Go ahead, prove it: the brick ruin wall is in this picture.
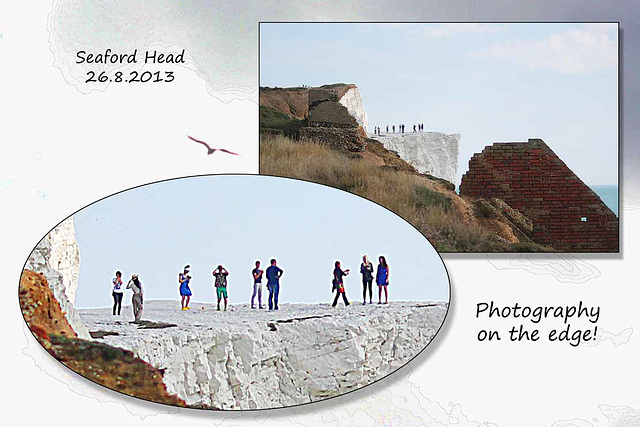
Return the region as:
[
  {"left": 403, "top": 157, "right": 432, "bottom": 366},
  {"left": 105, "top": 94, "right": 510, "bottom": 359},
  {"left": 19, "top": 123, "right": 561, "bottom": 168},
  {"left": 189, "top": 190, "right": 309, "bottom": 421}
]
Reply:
[{"left": 459, "top": 139, "right": 618, "bottom": 252}]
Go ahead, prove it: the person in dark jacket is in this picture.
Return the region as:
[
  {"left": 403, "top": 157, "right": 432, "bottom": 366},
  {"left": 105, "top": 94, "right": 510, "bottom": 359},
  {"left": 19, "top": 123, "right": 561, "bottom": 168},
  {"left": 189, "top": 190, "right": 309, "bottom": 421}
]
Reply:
[
  {"left": 332, "top": 261, "right": 351, "bottom": 307},
  {"left": 360, "top": 255, "right": 374, "bottom": 304},
  {"left": 266, "top": 259, "right": 283, "bottom": 310}
]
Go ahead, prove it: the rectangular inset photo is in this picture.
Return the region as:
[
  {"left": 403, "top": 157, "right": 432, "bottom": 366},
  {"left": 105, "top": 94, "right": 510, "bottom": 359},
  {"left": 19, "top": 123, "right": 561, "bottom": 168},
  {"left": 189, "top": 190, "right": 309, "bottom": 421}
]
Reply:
[{"left": 258, "top": 22, "right": 619, "bottom": 253}]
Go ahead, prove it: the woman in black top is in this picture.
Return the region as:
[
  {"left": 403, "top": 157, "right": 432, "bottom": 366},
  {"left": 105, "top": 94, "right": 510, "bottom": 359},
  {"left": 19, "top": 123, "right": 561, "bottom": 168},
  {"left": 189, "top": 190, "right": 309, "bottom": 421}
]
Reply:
[
  {"left": 332, "top": 261, "right": 350, "bottom": 307},
  {"left": 360, "top": 255, "right": 374, "bottom": 305}
]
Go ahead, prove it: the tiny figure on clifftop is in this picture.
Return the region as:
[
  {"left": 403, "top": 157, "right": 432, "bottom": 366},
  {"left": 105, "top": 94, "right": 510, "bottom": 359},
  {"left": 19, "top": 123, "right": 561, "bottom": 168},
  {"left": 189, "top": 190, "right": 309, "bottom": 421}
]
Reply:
[
  {"left": 360, "top": 255, "right": 374, "bottom": 305},
  {"left": 413, "top": 124, "right": 417, "bottom": 133},
  {"left": 393, "top": 125, "right": 396, "bottom": 133},
  {"left": 251, "top": 260, "right": 264, "bottom": 309},
  {"left": 376, "top": 256, "right": 389, "bottom": 304},
  {"left": 213, "top": 265, "right": 229, "bottom": 311},
  {"left": 386, "top": 125, "right": 389, "bottom": 133},
  {"left": 331, "top": 261, "right": 351, "bottom": 307},
  {"left": 179, "top": 265, "right": 192, "bottom": 311},
  {"left": 126, "top": 274, "right": 144, "bottom": 322},
  {"left": 112, "top": 270, "right": 123, "bottom": 316},
  {"left": 266, "top": 259, "right": 283, "bottom": 311}
]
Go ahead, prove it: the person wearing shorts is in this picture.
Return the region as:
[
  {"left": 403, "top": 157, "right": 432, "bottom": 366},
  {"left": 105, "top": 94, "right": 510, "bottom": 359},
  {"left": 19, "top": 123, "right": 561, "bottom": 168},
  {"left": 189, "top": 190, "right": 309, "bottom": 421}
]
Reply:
[{"left": 213, "top": 265, "right": 229, "bottom": 311}]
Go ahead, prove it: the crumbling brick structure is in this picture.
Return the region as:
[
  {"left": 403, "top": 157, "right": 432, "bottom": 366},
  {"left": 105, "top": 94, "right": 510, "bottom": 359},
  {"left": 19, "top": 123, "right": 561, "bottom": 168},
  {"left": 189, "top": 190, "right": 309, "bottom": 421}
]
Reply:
[
  {"left": 299, "top": 88, "right": 366, "bottom": 152},
  {"left": 459, "top": 139, "right": 618, "bottom": 252}
]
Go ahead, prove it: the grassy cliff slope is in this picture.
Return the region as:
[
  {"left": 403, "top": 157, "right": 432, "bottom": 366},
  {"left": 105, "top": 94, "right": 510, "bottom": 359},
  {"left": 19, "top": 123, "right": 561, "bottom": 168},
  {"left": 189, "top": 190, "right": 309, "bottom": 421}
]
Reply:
[{"left": 260, "top": 135, "right": 551, "bottom": 253}]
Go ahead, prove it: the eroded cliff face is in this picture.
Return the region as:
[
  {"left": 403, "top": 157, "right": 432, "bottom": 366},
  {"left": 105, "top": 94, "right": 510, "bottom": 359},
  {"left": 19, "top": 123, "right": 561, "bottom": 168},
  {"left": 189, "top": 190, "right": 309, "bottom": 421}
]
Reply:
[
  {"left": 375, "top": 132, "right": 460, "bottom": 184},
  {"left": 338, "top": 87, "right": 369, "bottom": 132},
  {"left": 80, "top": 300, "right": 447, "bottom": 410},
  {"left": 25, "top": 217, "right": 90, "bottom": 339}
]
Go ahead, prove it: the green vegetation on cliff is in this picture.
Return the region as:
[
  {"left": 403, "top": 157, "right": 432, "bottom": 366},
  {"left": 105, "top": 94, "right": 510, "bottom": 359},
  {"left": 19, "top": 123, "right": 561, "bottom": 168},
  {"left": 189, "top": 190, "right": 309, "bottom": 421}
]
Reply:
[{"left": 260, "top": 105, "right": 306, "bottom": 136}]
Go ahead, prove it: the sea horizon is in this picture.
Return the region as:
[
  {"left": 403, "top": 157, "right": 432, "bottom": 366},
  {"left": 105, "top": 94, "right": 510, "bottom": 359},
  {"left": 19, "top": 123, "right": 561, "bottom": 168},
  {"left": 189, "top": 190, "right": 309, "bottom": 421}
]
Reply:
[{"left": 590, "top": 184, "right": 618, "bottom": 217}]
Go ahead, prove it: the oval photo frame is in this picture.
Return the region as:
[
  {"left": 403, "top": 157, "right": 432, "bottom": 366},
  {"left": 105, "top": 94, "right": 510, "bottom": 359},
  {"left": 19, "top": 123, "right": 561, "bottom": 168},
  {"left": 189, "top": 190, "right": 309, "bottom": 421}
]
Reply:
[{"left": 19, "top": 174, "right": 451, "bottom": 410}]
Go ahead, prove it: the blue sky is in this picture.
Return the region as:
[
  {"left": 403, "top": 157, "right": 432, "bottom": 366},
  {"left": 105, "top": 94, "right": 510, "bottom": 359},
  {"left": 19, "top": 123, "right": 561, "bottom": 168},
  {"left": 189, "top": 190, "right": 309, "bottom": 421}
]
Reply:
[
  {"left": 260, "top": 23, "right": 618, "bottom": 187},
  {"left": 73, "top": 175, "right": 449, "bottom": 308}
]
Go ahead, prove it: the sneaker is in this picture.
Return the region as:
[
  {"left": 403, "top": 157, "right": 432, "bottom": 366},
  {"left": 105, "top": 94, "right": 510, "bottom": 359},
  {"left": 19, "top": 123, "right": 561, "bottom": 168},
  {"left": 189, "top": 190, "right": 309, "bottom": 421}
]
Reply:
[
  {"left": 181, "top": 307, "right": 188, "bottom": 311},
  {"left": 259, "top": 305, "right": 264, "bottom": 309},
  {"left": 362, "top": 302, "right": 366, "bottom": 305},
  {"left": 217, "top": 306, "right": 221, "bottom": 311},
  {"left": 186, "top": 306, "right": 191, "bottom": 310},
  {"left": 251, "top": 306, "right": 256, "bottom": 309}
]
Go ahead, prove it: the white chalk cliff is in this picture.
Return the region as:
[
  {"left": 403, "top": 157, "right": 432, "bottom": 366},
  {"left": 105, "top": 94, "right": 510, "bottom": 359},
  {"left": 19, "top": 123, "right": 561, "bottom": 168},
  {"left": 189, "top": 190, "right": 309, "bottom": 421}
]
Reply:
[
  {"left": 26, "top": 217, "right": 90, "bottom": 339},
  {"left": 80, "top": 300, "right": 447, "bottom": 409},
  {"left": 375, "top": 132, "right": 460, "bottom": 184},
  {"left": 338, "top": 87, "right": 369, "bottom": 132}
]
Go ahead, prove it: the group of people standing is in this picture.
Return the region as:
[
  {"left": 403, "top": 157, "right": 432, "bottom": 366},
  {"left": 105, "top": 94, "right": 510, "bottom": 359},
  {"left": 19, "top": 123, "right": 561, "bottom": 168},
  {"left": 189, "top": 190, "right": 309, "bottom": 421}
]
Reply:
[
  {"left": 331, "top": 255, "right": 390, "bottom": 307},
  {"left": 111, "top": 271, "right": 144, "bottom": 321},
  {"left": 177, "top": 260, "right": 283, "bottom": 312},
  {"left": 178, "top": 264, "right": 232, "bottom": 311},
  {"left": 110, "top": 255, "right": 389, "bottom": 321},
  {"left": 372, "top": 124, "right": 425, "bottom": 135}
]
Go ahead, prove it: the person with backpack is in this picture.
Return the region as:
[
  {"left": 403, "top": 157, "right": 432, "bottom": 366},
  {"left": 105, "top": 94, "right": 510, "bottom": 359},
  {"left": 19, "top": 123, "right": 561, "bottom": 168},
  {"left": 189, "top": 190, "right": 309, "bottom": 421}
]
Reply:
[
  {"left": 112, "top": 270, "right": 124, "bottom": 316},
  {"left": 126, "top": 274, "right": 144, "bottom": 322},
  {"left": 266, "top": 259, "right": 283, "bottom": 311},
  {"left": 360, "top": 255, "right": 374, "bottom": 305},
  {"left": 331, "top": 261, "right": 351, "bottom": 307},
  {"left": 213, "top": 265, "right": 229, "bottom": 311},
  {"left": 179, "top": 265, "right": 192, "bottom": 311},
  {"left": 376, "top": 256, "right": 390, "bottom": 304}
]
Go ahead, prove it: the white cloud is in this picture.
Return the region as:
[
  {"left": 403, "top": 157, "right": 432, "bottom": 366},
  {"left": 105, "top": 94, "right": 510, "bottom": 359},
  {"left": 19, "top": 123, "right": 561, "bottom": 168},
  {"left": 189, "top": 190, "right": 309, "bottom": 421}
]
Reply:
[{"left": 470, "top": 24, "right": 617, "bottom": 74}]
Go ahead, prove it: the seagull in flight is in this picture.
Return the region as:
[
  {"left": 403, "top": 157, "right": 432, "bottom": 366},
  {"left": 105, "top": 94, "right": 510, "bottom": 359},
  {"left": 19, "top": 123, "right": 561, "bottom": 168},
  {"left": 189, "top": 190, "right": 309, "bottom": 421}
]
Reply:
[{"left": 187, "top": 135, "right": 240, "bottom": 156}]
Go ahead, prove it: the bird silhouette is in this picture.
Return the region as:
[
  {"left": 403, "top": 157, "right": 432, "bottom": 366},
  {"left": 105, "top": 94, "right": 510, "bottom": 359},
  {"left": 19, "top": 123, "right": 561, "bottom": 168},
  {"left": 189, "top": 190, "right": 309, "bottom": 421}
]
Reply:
[{"left": 187, "top": 135, "right": 240, "bottom": 156}]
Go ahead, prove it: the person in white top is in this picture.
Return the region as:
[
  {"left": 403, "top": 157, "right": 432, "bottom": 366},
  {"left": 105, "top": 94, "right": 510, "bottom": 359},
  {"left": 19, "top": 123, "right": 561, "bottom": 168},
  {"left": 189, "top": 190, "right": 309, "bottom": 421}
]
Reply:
[{"left": 112, "top": 270, "right": 124, "bottom": 315}]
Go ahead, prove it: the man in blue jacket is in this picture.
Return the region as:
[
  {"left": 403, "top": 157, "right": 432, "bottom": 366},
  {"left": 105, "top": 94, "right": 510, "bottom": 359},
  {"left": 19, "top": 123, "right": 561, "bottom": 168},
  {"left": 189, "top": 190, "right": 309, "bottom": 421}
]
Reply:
[{"left": 265, "top": 258, "right": 283, "bottom": 311}]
